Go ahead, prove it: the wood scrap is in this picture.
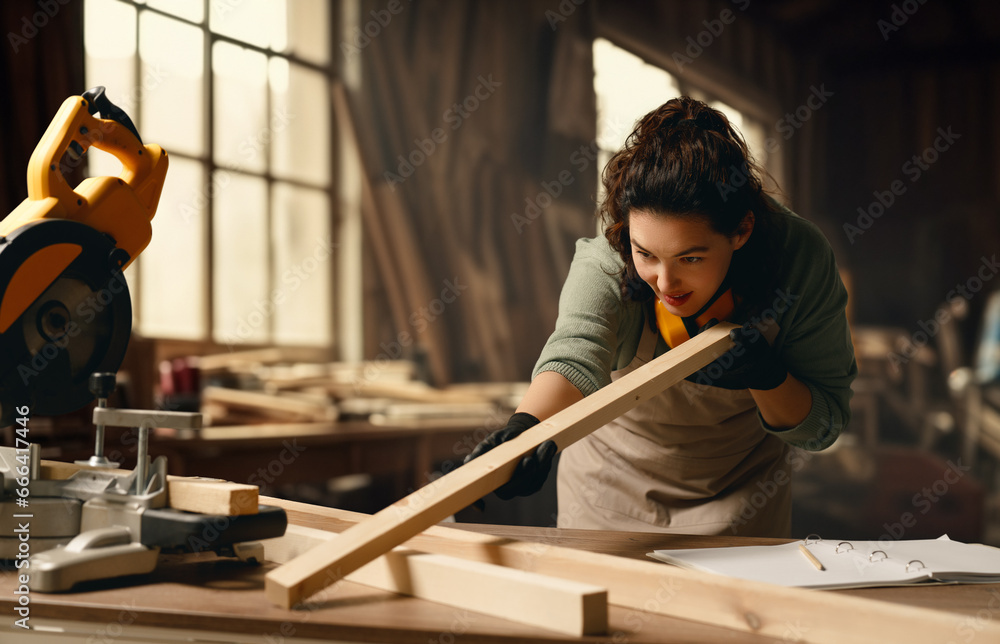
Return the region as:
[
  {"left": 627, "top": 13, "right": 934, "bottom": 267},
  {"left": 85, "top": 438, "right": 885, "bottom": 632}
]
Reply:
[
  {"left": 266, "top": 497, "right": 1000, "bottom": 644},
  {"left": 263, "top": 524, "right": 607, "bottom": 636},
  {"left": 166, "top": 477, "right": 259, "bottom": 516},
  {"left": 264, "top": 322, "right": 736, "bottom": 608}
]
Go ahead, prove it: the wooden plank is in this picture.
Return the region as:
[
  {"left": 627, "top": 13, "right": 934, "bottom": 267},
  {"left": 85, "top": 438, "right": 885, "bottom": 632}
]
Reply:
[
  {"left": 167, "top": 477, "right": 259, "bottom": 516},
  {"left": 264, "top": 322, "right": 737, "bottom": 608},
  {"left": 39, "top": 460, "right": 258, "bottom": 516},
  {"left": 331, "top": 83, "right": 413, "bottom": 363},
  {"left": 324, "top": 380, "right": 490, "bottom": 404},
  {"left": 201, "top": 386, "right": 339, "bottom": 422},
  {"left": 262, "top": 524, "right": 607, "bottom": 636},
  {"left": 196, "top": 346, "right": 334, "bottom": 372},
  {"left": 267, "top": 497, "right": 1000, "bottom": 644}
]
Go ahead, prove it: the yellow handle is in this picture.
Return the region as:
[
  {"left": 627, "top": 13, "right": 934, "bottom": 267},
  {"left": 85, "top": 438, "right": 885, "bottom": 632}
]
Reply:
[{"left": 26, "top": 94, "right": 159, "bottom": 212}]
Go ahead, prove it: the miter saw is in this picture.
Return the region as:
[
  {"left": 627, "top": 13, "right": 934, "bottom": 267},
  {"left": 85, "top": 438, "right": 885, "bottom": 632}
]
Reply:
[
  {"left": 0, "top": 86, "right": 157, "bottom": 426},
  {"left": 0, "top": 88, "right": 286, "bottom": 591}
]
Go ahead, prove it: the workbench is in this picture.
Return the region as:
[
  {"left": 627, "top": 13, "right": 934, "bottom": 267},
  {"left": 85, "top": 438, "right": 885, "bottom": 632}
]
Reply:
[
  {"left": 68, "top": 420, "right": 487, "bottom": 501},
  {"left": 2, "top": 496, "right": 999, "bottom": 643}
]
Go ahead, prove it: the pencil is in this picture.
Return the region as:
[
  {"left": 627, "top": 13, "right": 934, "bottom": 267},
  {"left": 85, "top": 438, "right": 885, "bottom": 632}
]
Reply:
[{"left": 799, "top": 543, "right": 825, "bottom": 571}]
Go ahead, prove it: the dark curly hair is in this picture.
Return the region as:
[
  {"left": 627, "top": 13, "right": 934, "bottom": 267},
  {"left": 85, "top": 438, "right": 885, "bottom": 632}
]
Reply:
[{"left": 601, "top": 96, "right": 782, "bottom": 326}]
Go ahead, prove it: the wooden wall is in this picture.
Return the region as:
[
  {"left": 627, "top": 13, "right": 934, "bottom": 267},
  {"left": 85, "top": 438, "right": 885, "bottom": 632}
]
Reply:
[{"left": 354, "top": 0, "right": 598, "bottom": 384}]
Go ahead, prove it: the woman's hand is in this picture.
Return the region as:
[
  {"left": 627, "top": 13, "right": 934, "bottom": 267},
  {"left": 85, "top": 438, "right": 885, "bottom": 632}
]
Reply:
[
  {"left": 687, "top": 321, "right": 788, "bottom": 390},
  {"left": 688, "top": 321, "right": 811, "bottom": 428},
  {"left": 463, "top": 412, "right": 556, "bottom": 500}
]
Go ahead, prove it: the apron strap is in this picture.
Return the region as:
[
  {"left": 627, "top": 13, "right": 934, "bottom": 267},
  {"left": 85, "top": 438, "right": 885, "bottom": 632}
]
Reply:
[{"left": 636, "top": 315, "right": 660, "bottom": 363}]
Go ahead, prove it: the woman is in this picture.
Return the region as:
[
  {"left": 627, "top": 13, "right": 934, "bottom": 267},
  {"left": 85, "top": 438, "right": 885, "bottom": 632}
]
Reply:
[{"left": 467, "top": 96, "right": 856, "bottom": 538}]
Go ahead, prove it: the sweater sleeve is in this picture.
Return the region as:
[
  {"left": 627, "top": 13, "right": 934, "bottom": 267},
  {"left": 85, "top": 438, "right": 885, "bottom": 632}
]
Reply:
[
  {"left": 763, "top": 215, "right": 858, "bottom": 450},
  {"left": 532, "top": 237, "right": 642, "bottom": 396}
]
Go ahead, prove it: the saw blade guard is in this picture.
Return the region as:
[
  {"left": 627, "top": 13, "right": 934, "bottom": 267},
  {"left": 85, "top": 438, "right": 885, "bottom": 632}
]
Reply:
[{"left": 0, "top": 220, "right": 132, "bottom": 425}]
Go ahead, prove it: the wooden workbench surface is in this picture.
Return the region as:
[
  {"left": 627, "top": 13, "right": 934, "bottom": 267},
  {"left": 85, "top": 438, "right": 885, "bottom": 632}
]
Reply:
[
  {"left": 0, "top": 542, "right": 771, "bottom": 643},
  {"left": 2, "top": 503, "right": 998, "bottom": 643}
]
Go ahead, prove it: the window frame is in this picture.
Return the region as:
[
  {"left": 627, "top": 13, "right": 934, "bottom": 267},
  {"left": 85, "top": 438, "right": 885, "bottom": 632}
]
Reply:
[{"left": 83, "top": 0, "right": 339, "bottom": 352}]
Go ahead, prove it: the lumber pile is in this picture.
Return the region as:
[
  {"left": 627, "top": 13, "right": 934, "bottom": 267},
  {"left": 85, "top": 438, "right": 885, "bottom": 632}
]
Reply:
[{"left": 194, "top": 348, "right": 527, "bottom": 429}]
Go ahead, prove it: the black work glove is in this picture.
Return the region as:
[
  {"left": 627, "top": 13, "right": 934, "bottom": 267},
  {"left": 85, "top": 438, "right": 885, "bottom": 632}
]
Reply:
[
  {"left": 463, "top": 412, "right": 556, "bottom": 501},
  {"left": 685, "top": 320, "right": 788, "bottom": 390}
]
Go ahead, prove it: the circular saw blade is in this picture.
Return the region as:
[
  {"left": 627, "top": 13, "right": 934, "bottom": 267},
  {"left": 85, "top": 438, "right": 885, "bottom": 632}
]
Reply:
[
  {"left": 20, "top": 272, "right": 131, "bottom": 413},
  {"left": 0, "top": 220, "right": 132, "bottom": 423}
]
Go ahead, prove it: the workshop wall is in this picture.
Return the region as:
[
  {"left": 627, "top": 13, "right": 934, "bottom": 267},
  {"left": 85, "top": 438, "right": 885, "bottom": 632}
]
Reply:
[
  {"left": 0, "top": 1, "right": 84, "bottom": 215},
  {"left": 350, "top": 0, "right": 1000, "bottom": 383},
  {"left": 351, "top": 0, "right": 599, "bottom": 385},
  {"left": 811, "top": 5, "right": 1000, "bottom": 341},
  {"left": 351, "top": 0, "right": 819, "bottom": 385}
]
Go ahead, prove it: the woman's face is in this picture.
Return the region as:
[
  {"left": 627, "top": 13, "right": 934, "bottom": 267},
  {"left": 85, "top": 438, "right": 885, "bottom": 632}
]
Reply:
[{"left": 629, "top": 210, "right": 752, "bottom": 317}]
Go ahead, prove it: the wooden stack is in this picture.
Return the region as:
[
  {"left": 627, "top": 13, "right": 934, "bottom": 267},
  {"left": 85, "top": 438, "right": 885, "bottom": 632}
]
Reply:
[{"left": 196, "top": 348, "right": 527, "bottom": 429}]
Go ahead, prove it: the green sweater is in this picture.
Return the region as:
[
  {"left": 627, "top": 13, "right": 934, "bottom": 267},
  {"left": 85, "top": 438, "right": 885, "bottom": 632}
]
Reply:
[{"left": 533, "top": 207, "right": 857, "bottom": 450}]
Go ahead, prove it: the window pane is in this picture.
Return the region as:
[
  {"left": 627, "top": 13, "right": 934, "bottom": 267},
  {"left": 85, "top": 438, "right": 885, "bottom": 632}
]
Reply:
[
  {"left": 271, "top": 62, "right": 330, "bottom": 186},
  {"left": 147, "top": 0, "right": 204, "bottom": 23},
  {"left": 85, "top": 0, "right": 137, "bottom": 179},
  {"left": 593, "top": 38, "right": 680, "bottom": 153},
  {"left": 85, "top": 0, "right": 136, "bottom": 59},
  {"left": 282, "top": 0, "right": 330, "bottom": 64},
  {"left": 213, "top": 42, "right": 268, "bottom": 173},
  {"left": 139, "top": 12, "right": 204, "bottom": 156},
  {"left": 213, "top": 172, "right": 269, "bottom": 345},
  {"left": 138, "top": 157, "right": 206, "bottom": 339},
  {"left": 271, "top": 184, "right": 332, "bottom": 345},
  {"left": 210, "top": 0, "right": 284, "bottom": 49}
]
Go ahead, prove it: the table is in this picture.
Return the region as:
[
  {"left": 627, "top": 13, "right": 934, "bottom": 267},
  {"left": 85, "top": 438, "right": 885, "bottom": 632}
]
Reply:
[
  {"left": 2, "top": 499, "right": 999, "bottom": 643},
  {"left": 91, "top": 420, "right": 488, "bottom": 500}
]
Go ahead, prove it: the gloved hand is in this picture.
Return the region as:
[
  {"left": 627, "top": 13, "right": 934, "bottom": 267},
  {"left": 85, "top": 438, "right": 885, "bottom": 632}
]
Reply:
[
  {"left": 685, "top": 320, "right": 788, "bottom": 390},
  {"left": 463, "top": 412, "right": 556, "bottom": 501}
]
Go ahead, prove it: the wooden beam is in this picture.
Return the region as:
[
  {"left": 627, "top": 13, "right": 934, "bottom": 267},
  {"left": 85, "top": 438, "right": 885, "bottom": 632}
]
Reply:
[
  {"left": 263, "top": 524, "right": 607, "bottom": 636},
  {"left": 40, "top": 460, "right": 259, "bottom": 516},
  {"left": 264, "top": 322, "right": 737, "bottom": 608},
  {"left": 201, "top": 386, "right": 339, "bottom": 422},
  {"left": 266, "top": 498, "right": 1000, "bottom": 644},
  {"left": 166, "top": 478, "right": 258, "bottom": 516}
]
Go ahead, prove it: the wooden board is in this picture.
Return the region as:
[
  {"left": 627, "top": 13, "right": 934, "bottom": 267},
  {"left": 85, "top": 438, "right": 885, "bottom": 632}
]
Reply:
[
  {"left": 201, "top": 386, "right": 339, "bottom": 422},
  {"left": 267, "top": 497, "right": 1000, "bottom": 644},
  {"left": 264, "top": 322, "right": 736, "bottom": 607},
  {"left": 166, "top": 477, "right": 259, "bottom": 516},
  {"left": 39, "top": 460, "right": 259, "bottom": 516},
  {"left": 263, "top": 524, "right": 607, "bottom": 636}
]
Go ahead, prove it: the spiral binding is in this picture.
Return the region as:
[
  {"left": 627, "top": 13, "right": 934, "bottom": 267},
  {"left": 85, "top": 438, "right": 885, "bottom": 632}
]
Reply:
[{"left": 804, "top": 536, "right": 928, "bottom": 573}]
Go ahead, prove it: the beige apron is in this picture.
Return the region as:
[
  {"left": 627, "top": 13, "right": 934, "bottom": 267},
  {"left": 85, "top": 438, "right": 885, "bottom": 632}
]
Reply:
[{"left": 556, "top": 322, "right": 792, "bottom": 537}]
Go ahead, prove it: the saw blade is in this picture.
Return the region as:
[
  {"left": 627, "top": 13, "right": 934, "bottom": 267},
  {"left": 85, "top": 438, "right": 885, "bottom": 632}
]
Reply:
[
  {"left": 0, "top": 220, "right": 132, "bottom": 424},
  {"left": 19, "top": 272, "right": 130, "bottom": 412}
]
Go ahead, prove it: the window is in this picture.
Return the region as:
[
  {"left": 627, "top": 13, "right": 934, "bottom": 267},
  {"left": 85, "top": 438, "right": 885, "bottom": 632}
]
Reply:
[
  {"left": 592, "top": 38, "right": 784, "bottom": 209},
  {"left": 83, "top": 0, "right": 334, "bottom": 347}
]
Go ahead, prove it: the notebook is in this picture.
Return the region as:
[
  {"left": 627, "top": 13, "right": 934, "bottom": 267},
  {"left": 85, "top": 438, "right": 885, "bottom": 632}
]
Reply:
[{"left": 647, "top": 535, "right": 1000, "bottom": 590}]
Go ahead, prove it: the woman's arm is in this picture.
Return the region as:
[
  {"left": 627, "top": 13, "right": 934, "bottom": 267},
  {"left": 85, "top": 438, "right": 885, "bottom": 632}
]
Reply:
[
  {"left": 516, "top": 370, "right": 584, "bottom": 421},
  {"left": 750, "top": 373, "right": 813, "bottom": 429}
]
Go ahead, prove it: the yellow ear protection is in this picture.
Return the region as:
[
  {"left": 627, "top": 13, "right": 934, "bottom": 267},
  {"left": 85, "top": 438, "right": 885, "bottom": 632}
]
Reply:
[{"left": 655, "top": 280, "right": 736, "bottom": 349}]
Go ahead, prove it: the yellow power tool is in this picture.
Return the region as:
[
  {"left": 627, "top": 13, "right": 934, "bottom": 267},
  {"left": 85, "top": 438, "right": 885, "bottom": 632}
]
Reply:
[{"left": 0, "top": 87, "right": 168, "bottom": 425}]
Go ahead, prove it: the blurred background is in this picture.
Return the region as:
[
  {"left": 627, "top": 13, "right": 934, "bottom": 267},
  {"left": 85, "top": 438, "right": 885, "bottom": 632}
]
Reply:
[{"left": 1, "top": 0, "right": 999, "bottom": 545}]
